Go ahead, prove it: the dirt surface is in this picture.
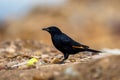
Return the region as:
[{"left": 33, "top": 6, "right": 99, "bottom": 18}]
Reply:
[
  {"left": 0, "top": 39, "right": 119, "bottom": 80},
  {"left": 0, "top": 0, "right": 120, "bottom": 80}
]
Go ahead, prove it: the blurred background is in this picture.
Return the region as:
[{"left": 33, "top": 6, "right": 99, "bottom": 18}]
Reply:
[{"left": 0, "top": 0, "right": 120, "bottom": 49}]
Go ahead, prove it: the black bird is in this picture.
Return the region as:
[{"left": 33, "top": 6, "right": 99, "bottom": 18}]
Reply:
[{"left": 42, "top": 26, "right": 101, "bottom": 63}]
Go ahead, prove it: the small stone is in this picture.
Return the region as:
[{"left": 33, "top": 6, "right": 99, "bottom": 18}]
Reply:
[
  {"left": 56, "top": 54, "right": 63, "bottom": 59},
  {"left": 51, "top": 58, "right": 61, "bottom": 64},
  {"left": 6, "top": 48, "right": 16, "bottom": 53},
  {"left": 41, "top": 55, "right": 49, "bottom": 59},
  {"left": 69, "top": 58, "right": 76, "bottom": 62},
  {"left": 4, "top": 53, "right": 17, "bottom": 58},
  {"left": 18, "top": 65, "right": 29, "bottom": 69},
  {"left": 43, "top": 59, "right": 49, "bottom": 63},
  {"left": 34, "top": 51, "right": 42, "bottom": 56}
]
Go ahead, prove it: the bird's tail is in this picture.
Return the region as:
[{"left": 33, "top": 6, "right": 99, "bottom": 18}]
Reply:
[{"left": 86, "top": 48, "right": 102, "bottom": 55}]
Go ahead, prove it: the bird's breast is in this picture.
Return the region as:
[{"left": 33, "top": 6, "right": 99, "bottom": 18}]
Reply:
[{"left": 51, "top": 35, "right": 62, "bottom": 48}]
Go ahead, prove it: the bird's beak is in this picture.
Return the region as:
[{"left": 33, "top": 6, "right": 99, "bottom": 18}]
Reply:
[{"left": 42, "top": 28, "right": 49, "bottom": 31}]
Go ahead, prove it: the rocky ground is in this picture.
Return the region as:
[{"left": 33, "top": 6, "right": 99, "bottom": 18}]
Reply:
[
  {"left": 0, "top": 0, "right": 120, "bottom": 80},
  {"left": 0, "top": 39, "right": 120, "bottom": 80}
]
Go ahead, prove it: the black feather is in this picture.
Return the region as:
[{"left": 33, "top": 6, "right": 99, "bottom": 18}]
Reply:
[{"left": 42, "top": 26, "right": 101, "bottom": 63}]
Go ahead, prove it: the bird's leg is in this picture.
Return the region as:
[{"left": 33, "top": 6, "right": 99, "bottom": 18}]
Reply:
[
  {"left": 59, "top": 53, "right": 69, "bottom": 64},
  {"left": 63, "top": 53, "right": 69, "bottom": 61}
]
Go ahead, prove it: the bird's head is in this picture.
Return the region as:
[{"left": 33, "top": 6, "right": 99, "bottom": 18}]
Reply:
[{"left": 42, "top": 26, "right": 62, "bottom": 35}]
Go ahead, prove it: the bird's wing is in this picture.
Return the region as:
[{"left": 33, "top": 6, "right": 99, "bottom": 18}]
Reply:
[
  {"left": 60, "top": 33, "right": 89, "bottom": 49},
  {"left": 71, "top": 40, "right": 89, "bottom": 49},
  {"left": 72, "top": 44, "right": 89, "bottom": 49}
]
